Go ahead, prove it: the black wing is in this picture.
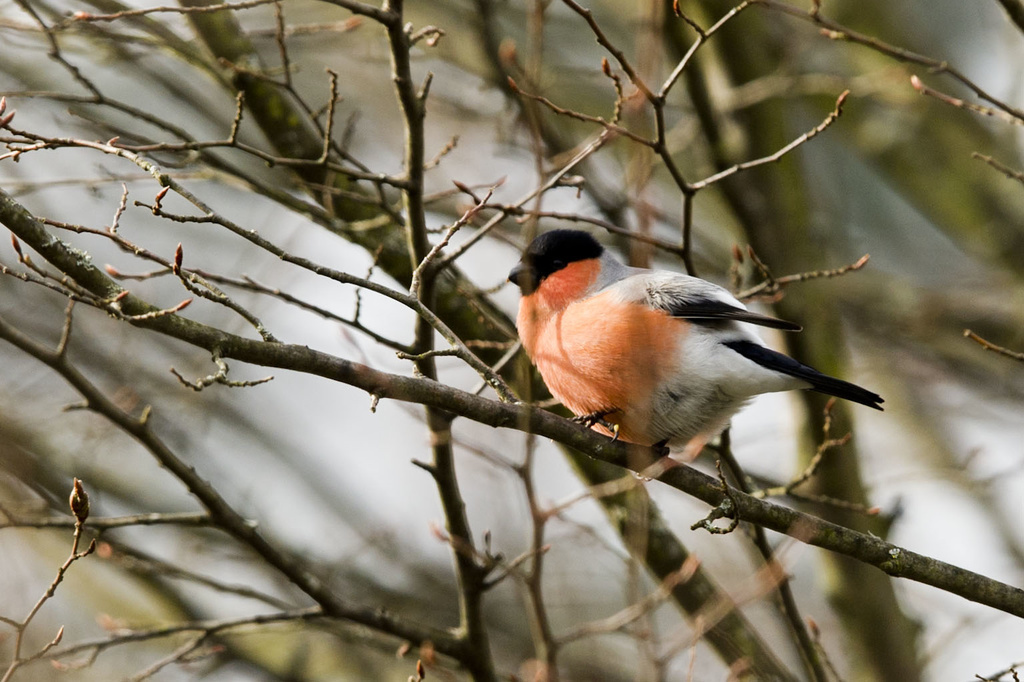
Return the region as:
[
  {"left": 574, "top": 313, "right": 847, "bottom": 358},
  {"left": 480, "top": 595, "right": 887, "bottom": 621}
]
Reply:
[
  {"left": 660, "top": 298, "right": 802, "bottom": 332},
  {"left": 724, "top": 340, "right": 884, "bottom": 410}
]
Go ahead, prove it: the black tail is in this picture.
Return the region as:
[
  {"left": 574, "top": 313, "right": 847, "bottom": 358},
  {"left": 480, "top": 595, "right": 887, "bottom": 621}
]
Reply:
[{"left": 723, "top": 340, "right": 884, "bottom": 410}]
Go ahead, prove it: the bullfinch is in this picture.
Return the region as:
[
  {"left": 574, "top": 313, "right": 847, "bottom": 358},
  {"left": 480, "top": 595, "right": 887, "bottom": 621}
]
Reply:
[{"left": 508, "top": 229, "right": 882, "bottom": 458}]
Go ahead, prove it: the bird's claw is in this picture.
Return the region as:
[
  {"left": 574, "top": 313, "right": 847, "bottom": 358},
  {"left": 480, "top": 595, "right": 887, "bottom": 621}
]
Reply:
[
  {"left": 572, "top": 409, "right": 611, "bottom": 427},
  {"left": 573, "top": 409, "right": 620, "bottom": 442}
]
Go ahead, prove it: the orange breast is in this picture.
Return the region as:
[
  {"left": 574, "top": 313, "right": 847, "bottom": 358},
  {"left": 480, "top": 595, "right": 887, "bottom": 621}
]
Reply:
[{"left": 519, "top": 288, "right": 684, "bottom": 445}]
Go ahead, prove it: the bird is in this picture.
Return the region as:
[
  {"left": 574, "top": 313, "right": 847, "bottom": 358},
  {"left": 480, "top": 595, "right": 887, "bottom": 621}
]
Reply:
[{"left": 507, "top": 229, "right": 882, "bottom": 459}]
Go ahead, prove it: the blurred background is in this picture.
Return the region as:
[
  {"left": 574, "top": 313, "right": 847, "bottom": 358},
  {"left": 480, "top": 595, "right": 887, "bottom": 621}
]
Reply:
[{"left": 1, "top": 0, "right": 1023, "bottom": 679}]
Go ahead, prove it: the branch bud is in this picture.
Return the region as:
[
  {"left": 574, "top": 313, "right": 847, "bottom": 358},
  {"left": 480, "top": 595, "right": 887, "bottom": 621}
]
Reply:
[
  {"left": 153, "top": 186, "right": 170, "bottom": 213},
  {"left": 69, "top": 478, "right": 90, "bottom": 523},
  {"left": 731, "top": 243, "right": 743, "bottom": 264},
  {"left": 0, "top": 96, "right": 13, "bottom": 127}
]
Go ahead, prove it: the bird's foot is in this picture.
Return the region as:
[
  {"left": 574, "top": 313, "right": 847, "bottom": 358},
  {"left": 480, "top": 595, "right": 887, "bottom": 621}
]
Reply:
[
  {"left": 572, "top": 409, "right": 613, "bottom": 427},
  {"left": 672, "top": 436, "right": 708, "bottom": 463},
  {"left": 572, "top": 409, "right": 620, "bottom": 442}
]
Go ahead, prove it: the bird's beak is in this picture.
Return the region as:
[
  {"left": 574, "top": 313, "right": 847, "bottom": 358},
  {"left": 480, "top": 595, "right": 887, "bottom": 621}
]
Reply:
[
  {"left": 508, "top": 261, "right": 538, "bottom": 295},
  {"left": 508, "top": 262, "right": 525, "bottom": 286}
]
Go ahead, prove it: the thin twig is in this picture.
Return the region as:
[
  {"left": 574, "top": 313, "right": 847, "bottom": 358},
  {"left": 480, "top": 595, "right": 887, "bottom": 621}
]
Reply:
[
  {"left": 736, "top": 252, "right": 871, "bottom": 300},
  {"left": 0, "top": 132, "right": 514, "bottom": 400},
  {"left": 409, "top": 183, "right": 498, "bottom": 298},
  {"left": 557, "top": 557, "right": 700, "bottom": 644},
  {"left": 964, "top": 329, "right": 1024, "bottom": 363},
  {"left": 910, "top": 75, "right": 1024, "bottom": 126},
  {"left": 0, "top": 511, "right": 214, "bottom": 530},
  {"left": 0, "top": 315, "right": 467, "bottom": 661},
  {"left": 752, "top": 399, "right": 856, "bottom": 501},
  {"left": 65, "top": 0, "right": 278, "bottom": 24},
  {"left": 434, "top": 130, "right": 616, "bottom": 271},
  {"left": 714, "top": 432, "right": 829, "bottom": 682},
  {"left": 169, "top": 353, "right": 274, "bottom": 391},
  {"left": 48, "top": 609, "right": 323, "bottom": 664},
  {"left": 659, "top": 1, "right": 753, "bottom": 100},
  {"left": 2, "top": 481, "right": 96, "bottom": 682},
  {"left": 557, "top": 0, "right": 656, "bottom": 102},
  {"left": 506, "top": 78, "right": 651, "bottom": 145},
  {"left": 691, "top": 90, "right": 849, "bottom": 191},
  {"left": 756, "top": 0, "right": 1024, "bottom": 122},
  {"left": 971, "top": 153, "right": 1024, "bottom": 186},
  {"left": 383, "top": 0, "right": 497, "bottom": 678},
  {"left": 0, "top": 307, "right": 1022, "bottom": 619}
]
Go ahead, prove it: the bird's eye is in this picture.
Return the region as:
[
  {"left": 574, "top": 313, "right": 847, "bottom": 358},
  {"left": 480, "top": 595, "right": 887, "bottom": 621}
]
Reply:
[{"left": 551, "top": 259, "right": 565, "bottom": 270}]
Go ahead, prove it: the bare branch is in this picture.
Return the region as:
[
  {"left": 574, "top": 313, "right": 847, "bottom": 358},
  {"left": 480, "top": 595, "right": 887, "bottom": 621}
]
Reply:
[
  {"left": 736, "top": 250, "right": 871, "bottom": 300},
  {"left": 1, "top": 308, "right": 1021, "bottom": 620},
  {"left": 757, "top": 0, "right": 1024, "bottom": 122},
  {"left": 972, "top": 153, "right": 1024, "bottom": 186},
  {"left": 0, "top": 314, "right": 468, "bottom": 662},
  {"left": 0, "top": 511, "right": 215, "bottom": 530},
  {"left": 65, "top": 0, "right": 279, "bottom": 24},
  {"left": 170, "top": 354, "right": 274, "bottom": 391},
  {"left": 910, "top": 75, "right": 1024, "bottom": 126},
  {"left": 691, "top": 90, "right": 849, "bottom": 191},
  {"left": 319, "top": 0, "right": 398, "bottom": 25},
  {"left": 557, "top": 0, "right": 656, "bottom": 102},
  {"left": 506, "top": 77, "right": 651, "bottom": 145},
  {"left": 48, "top": 609, "right": 323, "bottom": 665},
  {"left": 714, "top": 433, "right": 828, "bottom": 681},
  {"left": 2, "top": 482, "right": 96, "bottom": 682},
  {"left": 964, "top": 329, "right": 1024, "bottom": 363}
]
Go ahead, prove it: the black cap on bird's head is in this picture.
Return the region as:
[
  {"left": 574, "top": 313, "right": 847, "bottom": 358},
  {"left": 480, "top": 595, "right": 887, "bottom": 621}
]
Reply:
[{"left": 508, "top": 230, "right": 604, "bottom": 295}]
